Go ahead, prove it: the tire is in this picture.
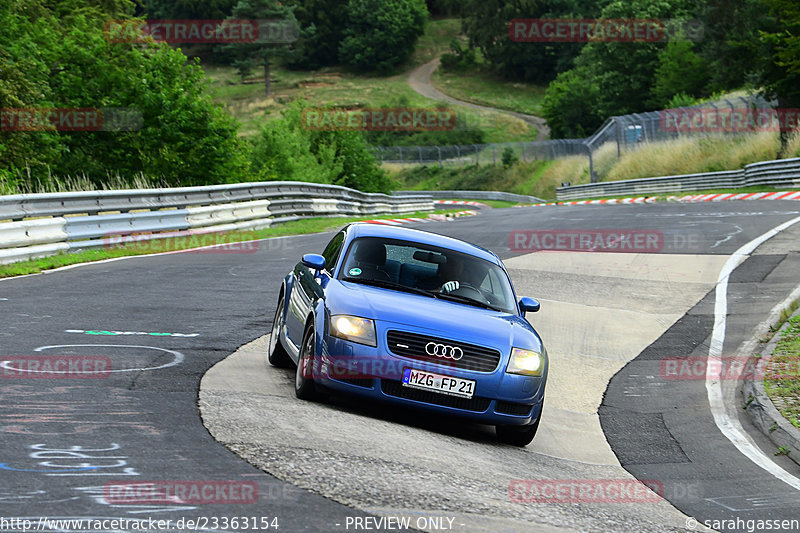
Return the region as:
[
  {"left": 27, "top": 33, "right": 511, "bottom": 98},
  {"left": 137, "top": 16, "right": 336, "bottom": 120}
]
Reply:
[
  {"left": 496, "top": 415, "right": 541, "bottom": 447},
  {"left": 268, "top": 295, "right": 292, "bottom": 368},
  {"left": 295, "top": 324, "right": 324, "bottom": 401}
]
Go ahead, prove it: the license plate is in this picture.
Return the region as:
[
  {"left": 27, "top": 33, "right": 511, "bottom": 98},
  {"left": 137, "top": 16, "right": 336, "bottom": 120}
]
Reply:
[{"left": 402, "top": 368, "right": 475, "bottom": 399}]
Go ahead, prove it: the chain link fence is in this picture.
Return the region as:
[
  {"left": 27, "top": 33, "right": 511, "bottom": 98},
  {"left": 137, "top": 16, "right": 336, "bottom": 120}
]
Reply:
[
  {"left": 373, "top": 95, "right": 776, "bottom": 183},
  {"left": 372, "top": 139, "right": 588, "bottom": 167}
]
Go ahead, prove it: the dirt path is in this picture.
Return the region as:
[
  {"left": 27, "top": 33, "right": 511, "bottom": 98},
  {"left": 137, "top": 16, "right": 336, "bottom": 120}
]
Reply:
[{"left": 408, "top": 57, "right": 550, "bottom": 139}]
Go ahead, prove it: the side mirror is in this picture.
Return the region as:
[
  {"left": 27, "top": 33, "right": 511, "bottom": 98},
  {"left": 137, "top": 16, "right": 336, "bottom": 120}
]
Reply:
[
  {"left": 302, "top": 254, "right": 326, "bottom": 272},
  {"left": 519, "top": 297, "right": 540, "bottom": 314}
]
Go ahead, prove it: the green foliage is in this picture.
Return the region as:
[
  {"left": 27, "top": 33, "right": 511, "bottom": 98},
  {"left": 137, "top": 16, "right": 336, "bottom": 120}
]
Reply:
[
  {"left": 222, "top": 0, "right": 299, "bottom": 94},
  {"left": 650, "top": 39, "right": 710, "bottom": 108},
  {"left": 364, "top": 126, "right": 485, "bottom": 147},
  {"left": 142, "top": 0, "right": 237, "bottom": 19},
  {"left": 338, "top": 0, "right": 428, "bottom": 72},
  {"left": 0, "top": 0, "right": 245, "bottom": 189},
  {"left": 755, "top": 0, "right": 800, "bottom": 154},
  {"left": 699, "top": 0, "right": 770, "bottom": 93},
  {"left": 540, "top": 67, "right": 603, "bottom": 138},
  {"left": 285, "top": 0, "right": 349, "bottom": 69},
  {"left": 541, "top": 0, "right": 696, "bottom": 137},
  {"left": 501, "top": 147, "right": 518, "bottom": 168},
  {"left": 249, "top": 102, "right": 391, "bottom": 192},
  {"left": 440, "top": 39, "right": 476, "bottom": 71},
  {"left": 456, "top": 0, "right": 599, "bottom": 83},
  {"left": 666, "top": 92, "right": 699, "bottom": 108}
]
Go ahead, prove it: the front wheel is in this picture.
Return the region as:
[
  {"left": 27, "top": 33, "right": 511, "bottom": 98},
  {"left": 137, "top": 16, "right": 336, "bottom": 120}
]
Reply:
[
  {"left": 268, "top": 295, "right": 292, "bottom": 368},
  {"left": 295, "top": 324, "right": 325, "bottom": 401},
  {"left": 496, "top": 416, "right": 541, "bottom": 447}
]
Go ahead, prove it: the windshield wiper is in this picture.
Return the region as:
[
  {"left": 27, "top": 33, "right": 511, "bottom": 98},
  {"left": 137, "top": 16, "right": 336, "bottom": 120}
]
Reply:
[
  {"left": 435, "top": 292, "right": 504, "bottom": 312},
  {"left": 341, "top": 277, "right": 438, "bottom": 299}
]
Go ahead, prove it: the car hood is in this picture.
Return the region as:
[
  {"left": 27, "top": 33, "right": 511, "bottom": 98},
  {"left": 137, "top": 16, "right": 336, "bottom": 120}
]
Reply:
[{"left": 325, "top": 280, "right": 543, "bottom": 353}]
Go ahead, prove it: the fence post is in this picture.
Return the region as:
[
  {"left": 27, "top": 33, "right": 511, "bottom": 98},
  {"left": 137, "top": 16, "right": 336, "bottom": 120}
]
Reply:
[
  {"left": 399, "top": 146, "right": 404, "bottom": 169},
  {"left": 454, "top": 145, "right": 461, "bottom": 166},
  {"left": 437, "top": 146, "right": 443, "bottom": 169},
  {"left": 492, "top": 145, "right": 496, "bottom": 166},
  {"left": 472, "top": 144, "right": 479, "bottom": 165},
  {"left": 418, "top": 146, "right": 423, "bottom": 165}
]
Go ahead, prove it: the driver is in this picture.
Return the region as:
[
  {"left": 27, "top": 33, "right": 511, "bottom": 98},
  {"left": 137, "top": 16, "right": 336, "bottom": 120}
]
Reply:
[{"left": 438, "top": 256, "right": 483, "bottom": 294}]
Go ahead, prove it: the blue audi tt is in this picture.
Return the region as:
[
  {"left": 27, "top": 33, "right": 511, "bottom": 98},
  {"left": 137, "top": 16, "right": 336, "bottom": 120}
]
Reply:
[{"left": 267, "top": 223, "right": 547, "bottom": 446}]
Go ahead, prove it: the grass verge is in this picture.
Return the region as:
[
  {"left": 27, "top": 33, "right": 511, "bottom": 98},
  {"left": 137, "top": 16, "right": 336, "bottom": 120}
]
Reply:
[
  {"left": 0, "top": 210, "right": 459, "bottom": 279},
  {"left": 443, "top": 199, "right": 518, "bottom": 208},
  {"left": 202, "top": 19, "right": 538, "bottom": 143},
  {"left": 764, "top": 307, "right": 800, "bottom": 429},
  {"left": 432, "top": 64, "right": 546, "bottom": 116}
]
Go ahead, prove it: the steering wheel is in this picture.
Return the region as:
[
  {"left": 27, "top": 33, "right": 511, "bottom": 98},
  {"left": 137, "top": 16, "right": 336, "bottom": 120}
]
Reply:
[{"left": 449, "top": 282, "right": 489, "bottom": 303}]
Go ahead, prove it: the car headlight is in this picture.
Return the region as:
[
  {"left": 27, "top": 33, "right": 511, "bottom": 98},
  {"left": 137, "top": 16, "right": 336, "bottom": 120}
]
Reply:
[
  {"left": 506, "top": 347, "right": 546, "bottom": 376},
  {"left": 330, "top": 315, "right": 377, "bottom": 347}
]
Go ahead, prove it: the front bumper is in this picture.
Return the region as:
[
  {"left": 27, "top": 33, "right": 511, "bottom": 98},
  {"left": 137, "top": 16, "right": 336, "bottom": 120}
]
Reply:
[{"left": 316, "top": 335, "right": 546, "bottom": 426}]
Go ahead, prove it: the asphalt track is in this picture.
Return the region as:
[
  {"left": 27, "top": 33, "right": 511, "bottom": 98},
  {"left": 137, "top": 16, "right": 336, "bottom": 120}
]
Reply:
[{"left": 2, "top": 202, "right": 800, "bottom": 532}]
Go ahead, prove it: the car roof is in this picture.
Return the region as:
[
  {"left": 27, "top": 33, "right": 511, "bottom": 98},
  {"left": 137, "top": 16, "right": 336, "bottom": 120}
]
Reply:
[{"left": 346, "top": 223, "right": 501, "bottom": 265}]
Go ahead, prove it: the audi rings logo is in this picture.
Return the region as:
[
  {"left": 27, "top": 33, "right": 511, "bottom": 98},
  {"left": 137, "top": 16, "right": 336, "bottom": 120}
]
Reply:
[{"left": 425, "top": 342, "right": 463, "bottom": 360}]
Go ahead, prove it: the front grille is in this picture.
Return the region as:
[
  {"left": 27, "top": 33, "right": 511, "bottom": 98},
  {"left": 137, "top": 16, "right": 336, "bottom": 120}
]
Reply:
[
  {"left": 386, "top": 330, "right": 502, "bottom": 372},
  {"left": 381, "top": 380, "right": 491, "bottom": 412},
  {"left": 495, "top": 401, "right": 533, "bottom": 416}
]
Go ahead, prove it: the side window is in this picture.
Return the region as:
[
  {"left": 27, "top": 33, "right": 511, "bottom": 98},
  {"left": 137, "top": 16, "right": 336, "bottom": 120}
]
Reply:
[{"left": 321, "top": 232, "right": 345, "bottom": 273}]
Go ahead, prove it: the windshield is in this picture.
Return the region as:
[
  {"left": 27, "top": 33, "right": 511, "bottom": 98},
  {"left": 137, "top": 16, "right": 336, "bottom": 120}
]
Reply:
[{"left": 339, "top": 237, "right": 517, "bottom": 314}]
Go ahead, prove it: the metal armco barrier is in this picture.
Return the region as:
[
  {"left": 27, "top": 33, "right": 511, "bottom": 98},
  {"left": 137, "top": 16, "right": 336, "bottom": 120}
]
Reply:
[
  {"left": 556, "top": 157, "right": 800, "bottom": 201},
  {"left": 393, "top": 190, "right": 545, "bottom": 203},
  {"left": 0, "top": 182, "right": 433, "bottom": 265}
]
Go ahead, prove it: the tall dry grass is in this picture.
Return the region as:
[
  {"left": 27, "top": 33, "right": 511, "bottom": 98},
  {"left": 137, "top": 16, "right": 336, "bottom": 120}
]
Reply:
[
  {"left": 1, "top": 167, "right": 166, "bottom": 196},
  {"left": 607, "top": 133, "right": 780, "bottom": 181}
]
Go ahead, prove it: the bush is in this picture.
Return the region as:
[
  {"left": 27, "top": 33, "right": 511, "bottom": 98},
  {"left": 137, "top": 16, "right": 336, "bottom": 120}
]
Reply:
[
  {"left": 650, "top": 39, "right": 709, "bottom": 108},
  {"left": 338, "top": 0, "right": 428, "bottom": 72},
  {"left": 541, "top": 68, "right": 604, "bottom": 138},
  {"left": 249, "top": 102, "right": 392, "bottom": 193},
  {"left": 501, "top": 147, "right": 518, "bottom": 168},
  {"left": 440, "top": 39, "right": 475, "bottom": 71}
]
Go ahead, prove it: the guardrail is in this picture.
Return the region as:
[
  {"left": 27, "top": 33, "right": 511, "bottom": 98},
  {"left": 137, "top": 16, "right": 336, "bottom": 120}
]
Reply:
[
  {"left": 0, "top": 182, "right": 433, "bottom": 265},
  {"left": 556, "top": 158, "right": 800, "bottom": 201},
  {"left": 393, "top": 190, "right": 545, "bottom": 203}
]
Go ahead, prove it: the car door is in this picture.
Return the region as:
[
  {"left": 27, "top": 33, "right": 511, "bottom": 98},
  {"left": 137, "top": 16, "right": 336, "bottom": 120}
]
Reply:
[{"left": 285, "top": 230, "right": 345, "bottom": 349}]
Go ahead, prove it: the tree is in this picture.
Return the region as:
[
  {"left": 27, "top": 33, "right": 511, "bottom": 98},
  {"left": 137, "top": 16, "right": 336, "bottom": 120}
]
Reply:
[
  {"left": 698, "top": 0, "right": 771, "bottom": 93},
  {"left": 338, "top": 0, "right": 428, "bottom": 72},
  {"left": 540, "top": 67, "right": 603, "bottom": 138},
  {"left": 285, "top": 0, "right": 349, "bottom": 69},
  {"left": 142, "top": 0, "right": 237, "bottom": 19},
  {"left": 249, "top": 102, "right": 391, "bottom": 193},
  {"left": 756, "top": 0, "right": 800, "bottom": 155},
  {"left": 650, "top": 38, "right": 709, "bottom": 108},
  {"left": 456, "top": 0, "right": 603, "bottom": 83},
  {"left": 223, "top": 0, "right": 299, "bottom": 96},
  {"left": 0, "top": 0, "right": 245, "bottom": 187}
]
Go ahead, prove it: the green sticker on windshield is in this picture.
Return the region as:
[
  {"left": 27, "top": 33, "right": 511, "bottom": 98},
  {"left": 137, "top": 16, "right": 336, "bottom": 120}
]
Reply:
[{"left": 348, "top": 267, "right": 362, "bottom": 276}]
